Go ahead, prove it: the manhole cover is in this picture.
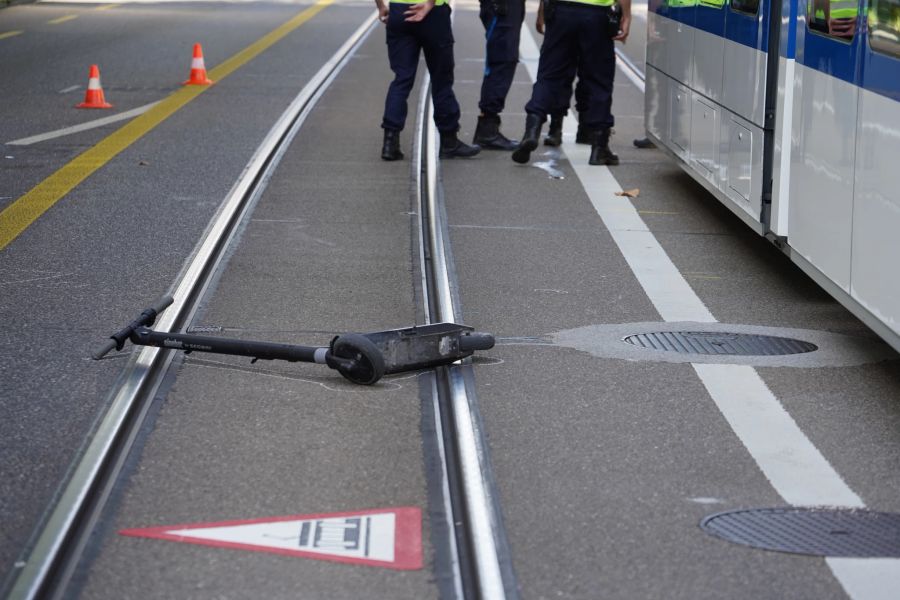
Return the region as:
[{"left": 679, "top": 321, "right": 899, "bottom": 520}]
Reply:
[
  {"left": 701, "top": 508, "right": 900, "bottom": 557},
  {"left": 623, "top": 331, "right": 817, "bottom": 356}
]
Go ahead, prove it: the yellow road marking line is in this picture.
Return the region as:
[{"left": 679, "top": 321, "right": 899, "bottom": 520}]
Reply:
[
  {"left": 0, "top": 0, "right": 333, "bottom": 251},
  {"left": 0, "top": 30, "right": 24, "bottom": 40},
  {"left": 48, "top": 15, "right": 79, "bottom": 25},
  {"left": 95, "top": 4, "right": 121, "bottom": 10}
]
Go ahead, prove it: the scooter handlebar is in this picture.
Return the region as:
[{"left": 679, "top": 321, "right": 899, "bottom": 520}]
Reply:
[
  {"left": 92, "top": 295, "right": 175, "bottom": 360},
  {"left": 92, "top": 339, "right": 119, "bottom": 360},
  {"left": 149, "top": 295, "right": 175, "bottom": 315},
  {"left": 458, "top": 331, "right": 495, "bottom": 352}
]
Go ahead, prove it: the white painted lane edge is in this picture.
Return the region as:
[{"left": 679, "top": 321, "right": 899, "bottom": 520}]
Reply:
[
  {"left": 692, "top": 363, "right": 863, "bottom": 507},
  {"left": 826, "top": 559, "right": 900, "bottom": 600},
  {"left": 614, "top": 49, "right": 645, "bottom": 93},
  {"left": 561, "top": 160, "right": 716, "bottom": 323},
  {"left": 7, "top": 102, "right": 159, "bottom": 146},
  {"left": 517, "top": 23, "right": 900, "bottom": 600}
]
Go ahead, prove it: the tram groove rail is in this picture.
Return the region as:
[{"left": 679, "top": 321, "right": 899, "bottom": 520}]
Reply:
[
  {"left": 415, "top": 80, "right": 518, "bottom": 600},
  {"left": 6, "top": 14, "right": 378, "bottom": 600}
]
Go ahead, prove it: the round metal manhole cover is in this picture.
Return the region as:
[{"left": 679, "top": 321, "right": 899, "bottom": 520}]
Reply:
[
  {"left": 701, "top": 508, "right": 900, "bottom": 557},
  {"left": 623, "top": 331, "right": 818, "bottom": 356}
]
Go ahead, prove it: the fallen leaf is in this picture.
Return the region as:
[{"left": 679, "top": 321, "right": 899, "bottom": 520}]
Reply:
[{"left": 615, "top": 188, "right": 640, "bottom": 198}]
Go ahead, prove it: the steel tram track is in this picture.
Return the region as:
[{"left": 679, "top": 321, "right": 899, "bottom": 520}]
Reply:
[
  {"left": 413, "top": 80, "right": 518, "bottom": 600},
  {"left": 9, "top": 11, "right": 515, "bottom": 600},
  {"left": 7, "top": 14, "right": 379, "bottom": 600}
]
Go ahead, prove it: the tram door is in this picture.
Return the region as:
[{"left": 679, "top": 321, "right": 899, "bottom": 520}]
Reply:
[
  {"left": 789, "top": 0, "right": 863, "bottom": 292},
  {"left": 850, "top": 0, "right": 900, "bottom": 339}
]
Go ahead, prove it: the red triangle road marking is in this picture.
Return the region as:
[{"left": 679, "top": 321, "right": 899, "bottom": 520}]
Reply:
[{"left": 119, "top": 506, "right": 422, "bottom": 570}]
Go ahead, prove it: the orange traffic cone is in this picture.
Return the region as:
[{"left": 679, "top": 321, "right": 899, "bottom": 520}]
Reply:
[
  {"left": 76, "top": 64, "right": 113, "bottom": 109},
  {"left": 183, "top": 43, "right": 214, "bottom": 85}
]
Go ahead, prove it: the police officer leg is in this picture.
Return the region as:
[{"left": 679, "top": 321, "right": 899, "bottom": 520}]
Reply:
[
  {"left": 544, "top": 62, "right": 577, "bottom": 147},
  {"left": 513, "top": 7, "right": 577, "bottom": 163},
  {"left": 474, "top": 0, "right": 523, "bottom": 150},
  {"left": 576, "top": 8, "right": 618, "bottom": 165},
  {"left": 544, "top": 112, "right": 564, "bottom": 146},
  {"left": 573, "top": 76, "right": 596, "bottom": 145},
  {"left": 381, "top": 7, "right": 420, "bottom": 160},
  {"left": 420, "top": 5, "right": 480, "bottom": 158}
]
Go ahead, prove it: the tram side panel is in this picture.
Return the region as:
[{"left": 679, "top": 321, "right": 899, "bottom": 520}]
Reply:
[
  {"left": 788, "top": 2, "right": 862, "bottom": 292},
  {"left": 790, "top": 0, "right": 900, "bottom": 346},
  {"left": 645, "top": 0, "right": 900, "bottom": 350},
  {"left": 851, "top": 5, "right": 900, "bottom": 341},
  {"left": 645, "top": 0, "right": 770, "bottom": 230},
  {"left": 770, "top": 0, "right": 800, "bottom": 237},
  {"left": 853, "top": 85, "right": 900, "bottom": 338}
]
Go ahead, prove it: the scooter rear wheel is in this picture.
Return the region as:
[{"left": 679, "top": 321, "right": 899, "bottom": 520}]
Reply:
[{"left": 330, "top": 334, "right": 385, "bottom": 385}]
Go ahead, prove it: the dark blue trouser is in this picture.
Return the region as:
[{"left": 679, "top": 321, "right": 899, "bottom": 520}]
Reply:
[
  {"left": 478, "top": 0, "right": 525, "bottom": 116},
  {"left": 381, "top": 3, "right": 460, "bottom": 133},
  {"left": 525, "top": 2, "right": 616, "bottom": 130},
  {"left": 552, "top": 70, "right": 587, "bottom": 118}
]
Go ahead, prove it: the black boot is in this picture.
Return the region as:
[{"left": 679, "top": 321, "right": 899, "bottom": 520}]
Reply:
[
  {"left": 381, "top": 129, "right": 403, "bottom": 161},
  {"left": 589, "top": 128, "right": 619, "bottom": 166},
  {"left": 544, "top": 114, "right": 563, "bottom": 147},
  {"left": 473, "top": 114, "right": 518, "bottom": 150},
  {"left": 440, "top": 131, "right": 481, "bottom": 159},
  {"left": 511, "top": 113, "right": 543, "bottom": 164},
  {"left": 633, "top": 137, "right": 656, "bottom": 149},
  {"left": 575, "top": 123, "right": 596, "bottom": 145}
]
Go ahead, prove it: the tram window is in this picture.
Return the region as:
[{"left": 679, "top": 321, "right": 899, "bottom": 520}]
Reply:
[
  {"left": 869, "top": 0, "right": 900, "bottom": 58},
  {"left": 731, "top": 0, "right": 760, "bottom": 14},
  {"left": 700, "top": 0, "right": 726, "bottom": 8},
  {"left": 808, "top": 0, "right": 859, "bottom": 40}
]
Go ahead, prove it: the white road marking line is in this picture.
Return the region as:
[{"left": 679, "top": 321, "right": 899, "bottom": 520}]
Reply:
[
  {"left": 567, "top": 161, "right": 715, "bottom": 322},
  {"left": 7, "top": 102, "right": 158, "bottom": 146},
  {"left": 58, "top": 85, "right": 82, "bottom": 94},
  {"left": 692, "top": 363, "right": 862, "bottom": 507},
  {"left": 614, "top": 49, "right": 646, "bottom": 92},
  {"left": 518, "top": 23, "right": 900, "bottom": 599},
  {"left": 827, "top": 559, "right": 900, "bottom": 600}
]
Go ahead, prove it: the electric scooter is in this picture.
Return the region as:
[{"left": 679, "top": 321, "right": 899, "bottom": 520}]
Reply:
[{"left": 93, "top": 296, "right": 495, "bottom": 385}]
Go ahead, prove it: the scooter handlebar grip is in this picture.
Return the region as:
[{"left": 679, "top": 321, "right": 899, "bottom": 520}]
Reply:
[
  {"left": 459, "top": 331, "right": 495, "bottom": 352},
  {"left": 92, "top": 339, "right": 118, "bottom": 360},
  {"left": 152, "top": 295, "right": 175, "bottom": 315}
]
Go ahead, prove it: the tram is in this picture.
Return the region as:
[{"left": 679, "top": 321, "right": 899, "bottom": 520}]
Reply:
[{"left": 644, "top": 0, "right": 900, "bottom": 352}]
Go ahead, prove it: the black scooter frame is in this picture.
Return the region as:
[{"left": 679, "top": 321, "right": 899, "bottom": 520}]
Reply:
[{"left": 94, "top": 296, "right": 495, "bottom": 385}]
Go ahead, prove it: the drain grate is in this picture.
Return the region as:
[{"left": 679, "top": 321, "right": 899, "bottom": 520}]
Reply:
[
  {"left": 701, "top": 507, "right": 900, "bottom": 557},
  {"left": 623, "top": 331, "right": 818, "bottom": 356}
]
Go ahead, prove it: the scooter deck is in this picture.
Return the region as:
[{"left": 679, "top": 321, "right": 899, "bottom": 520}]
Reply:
[{"left": 361, "top": 323, "right": 495, "bottom": 374}]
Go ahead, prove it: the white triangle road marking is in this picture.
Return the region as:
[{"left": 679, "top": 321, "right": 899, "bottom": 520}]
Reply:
[{"left": 119, "top": 506, "right": 422, "bottom": 570}]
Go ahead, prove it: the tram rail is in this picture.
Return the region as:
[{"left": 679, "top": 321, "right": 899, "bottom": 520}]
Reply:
[
  {"left": 414, "top": 80, "right": 517, "bottom": 600},
  {"left": 7, "top": 14, "right": 378, "bottom": 600},
  {"left": 8, "top": 10, "right": 513, "bottom": 600}
]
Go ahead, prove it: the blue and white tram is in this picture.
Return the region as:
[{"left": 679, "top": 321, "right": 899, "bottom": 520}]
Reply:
[{"left": 644, "top": 0, "right": 900, "bottom": 352}]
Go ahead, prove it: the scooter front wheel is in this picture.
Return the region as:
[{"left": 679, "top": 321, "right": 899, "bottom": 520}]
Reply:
[{"left": 330, "top": 333, "right": 385, "bottom": 385}]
